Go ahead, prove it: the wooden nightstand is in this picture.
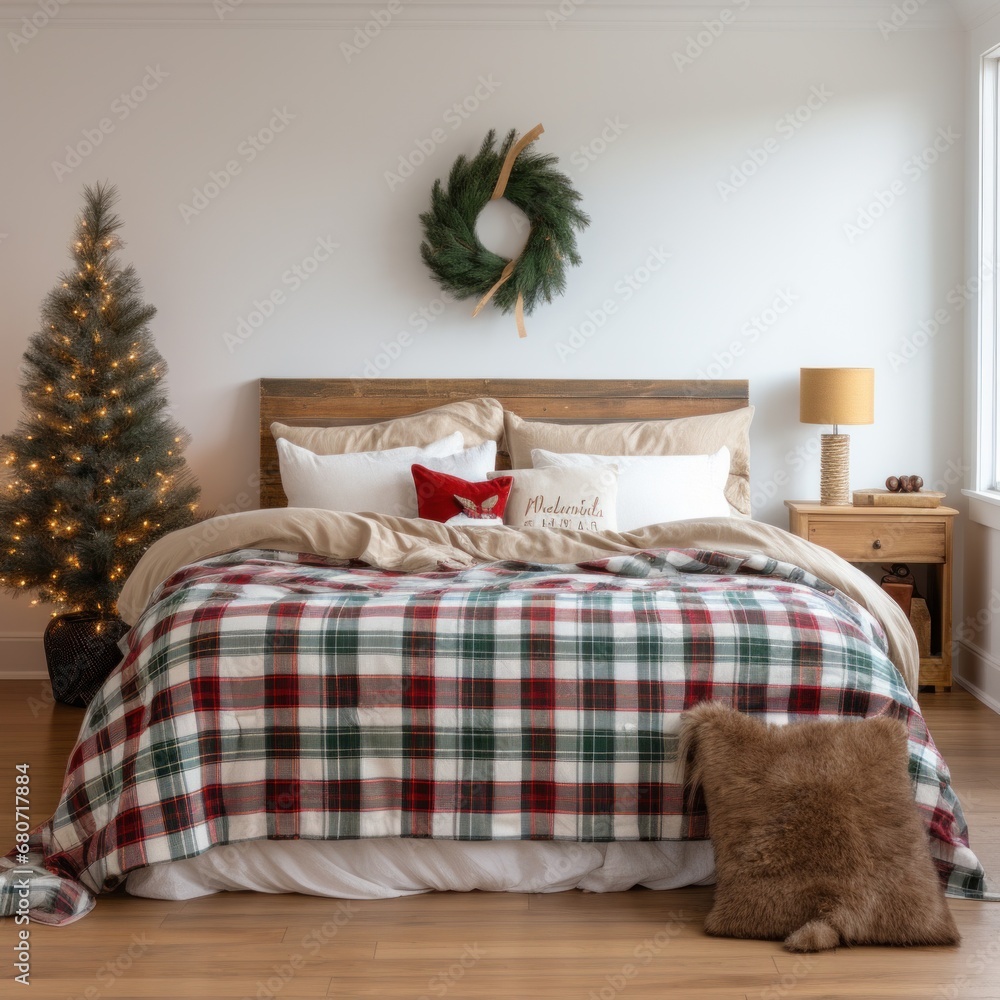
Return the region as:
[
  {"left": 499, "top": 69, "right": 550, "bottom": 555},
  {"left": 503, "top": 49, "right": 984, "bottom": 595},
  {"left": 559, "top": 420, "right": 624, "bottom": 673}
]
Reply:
[{"left": 784, "top": 501, "right": 959, "bottom": 691}]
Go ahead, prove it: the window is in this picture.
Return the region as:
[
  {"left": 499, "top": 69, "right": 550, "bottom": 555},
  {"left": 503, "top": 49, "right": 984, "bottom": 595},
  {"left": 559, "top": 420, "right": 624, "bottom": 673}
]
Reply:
[{"left": 977, "top": 49, "right": 1000, "bottom": 494}]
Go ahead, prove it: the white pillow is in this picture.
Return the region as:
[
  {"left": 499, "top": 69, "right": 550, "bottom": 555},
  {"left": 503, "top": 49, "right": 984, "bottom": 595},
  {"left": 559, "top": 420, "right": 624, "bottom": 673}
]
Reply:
[
  {"left": 530, "top": 446, "right": 730, "bottom": 531},
  {"left": 489, "top": 466, "right": 619, "bottom": 532},
  {"left": 277, "top": 434, "right": 498, "bottom": 516}
]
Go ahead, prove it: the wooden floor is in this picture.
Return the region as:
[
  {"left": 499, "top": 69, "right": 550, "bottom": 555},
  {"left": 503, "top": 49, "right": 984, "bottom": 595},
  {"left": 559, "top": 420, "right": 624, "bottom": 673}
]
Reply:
[{"left": 2, "top": 681, "right": 999, "bottom": 1000}]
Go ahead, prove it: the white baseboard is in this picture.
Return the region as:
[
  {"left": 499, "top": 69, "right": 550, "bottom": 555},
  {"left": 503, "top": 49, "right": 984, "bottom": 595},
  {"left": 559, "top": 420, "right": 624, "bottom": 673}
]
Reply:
[
  {"left": 954, "top": 639, "right": 1000, "bottom": 715},
  {"left": 954, "top": 674, "right": 1000, "bottom": 715},
  {"left": 0, "top": 634, "right": 47, "bottom": 679}
]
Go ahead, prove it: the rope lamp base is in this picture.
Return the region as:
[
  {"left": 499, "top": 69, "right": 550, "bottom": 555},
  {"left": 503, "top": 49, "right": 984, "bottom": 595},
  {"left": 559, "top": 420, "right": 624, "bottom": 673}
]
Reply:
[{"left": 820, "top": 433, "right": 852, "bottom": 506}]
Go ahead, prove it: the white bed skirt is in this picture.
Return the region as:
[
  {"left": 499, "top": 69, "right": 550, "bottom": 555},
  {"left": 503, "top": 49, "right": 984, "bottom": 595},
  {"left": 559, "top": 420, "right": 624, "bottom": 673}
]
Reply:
[{"left": 125, "top": 839, "right": 717, "bottom": 900}]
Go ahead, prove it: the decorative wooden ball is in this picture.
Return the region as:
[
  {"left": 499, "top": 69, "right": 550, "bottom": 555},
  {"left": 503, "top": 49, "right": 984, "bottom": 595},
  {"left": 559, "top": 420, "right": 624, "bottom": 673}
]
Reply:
[{"left": 885, "top": 475, "right": 924, "bottom": 493}]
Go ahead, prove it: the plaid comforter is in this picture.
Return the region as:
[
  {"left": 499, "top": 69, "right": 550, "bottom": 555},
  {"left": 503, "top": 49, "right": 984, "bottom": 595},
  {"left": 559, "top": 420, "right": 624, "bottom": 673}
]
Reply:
[{"left": 1, "top": 546, "right": 989, "bottom": 924}]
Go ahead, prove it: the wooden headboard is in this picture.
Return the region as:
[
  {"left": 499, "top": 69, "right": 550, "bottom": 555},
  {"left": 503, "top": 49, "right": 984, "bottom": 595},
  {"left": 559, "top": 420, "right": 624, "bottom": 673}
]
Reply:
[{"left": 259, "top": 378, "right": 750, "bottom": 509}]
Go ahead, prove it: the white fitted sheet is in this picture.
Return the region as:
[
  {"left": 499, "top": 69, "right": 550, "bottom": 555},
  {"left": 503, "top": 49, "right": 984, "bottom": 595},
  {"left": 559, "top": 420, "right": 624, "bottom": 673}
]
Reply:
[{"left": 125, "top": 839, "right": 716, "bottom": 900}]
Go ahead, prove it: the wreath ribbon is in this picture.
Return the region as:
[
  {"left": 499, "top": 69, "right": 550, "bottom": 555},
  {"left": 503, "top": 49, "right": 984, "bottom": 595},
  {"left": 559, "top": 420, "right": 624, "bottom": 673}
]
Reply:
[{"left": 471, "top": 123, "right": 545, "bottom": 339}]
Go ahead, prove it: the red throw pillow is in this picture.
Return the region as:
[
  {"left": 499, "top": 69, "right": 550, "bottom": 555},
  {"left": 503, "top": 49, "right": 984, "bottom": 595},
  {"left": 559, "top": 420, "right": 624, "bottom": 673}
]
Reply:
[{"left": 412, "top": 464, "right": 512, "bottom": 525}]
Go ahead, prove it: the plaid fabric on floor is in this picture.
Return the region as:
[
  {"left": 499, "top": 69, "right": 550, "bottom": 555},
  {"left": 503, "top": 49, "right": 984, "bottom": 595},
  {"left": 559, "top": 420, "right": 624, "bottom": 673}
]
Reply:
[{"left": 0, "top": 547, "right": 989, "bottom": 924}]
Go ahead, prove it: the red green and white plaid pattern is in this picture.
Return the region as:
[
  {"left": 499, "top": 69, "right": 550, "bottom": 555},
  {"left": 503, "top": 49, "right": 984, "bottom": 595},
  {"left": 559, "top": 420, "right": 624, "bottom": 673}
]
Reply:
[{"left": 1, "top": 547, "right": 989, "bottom": 924}]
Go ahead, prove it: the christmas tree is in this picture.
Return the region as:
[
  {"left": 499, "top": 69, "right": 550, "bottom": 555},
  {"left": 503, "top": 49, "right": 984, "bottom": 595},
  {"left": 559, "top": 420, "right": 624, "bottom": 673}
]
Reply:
[{"left": 0, "top": 183, "right": 200, "bottom": 615}]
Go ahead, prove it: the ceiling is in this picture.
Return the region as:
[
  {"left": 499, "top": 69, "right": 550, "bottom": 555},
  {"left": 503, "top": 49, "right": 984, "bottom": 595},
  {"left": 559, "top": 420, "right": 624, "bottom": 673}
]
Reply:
[{"left": 952, "top": 0, "right": 1000, "bottom": 27}]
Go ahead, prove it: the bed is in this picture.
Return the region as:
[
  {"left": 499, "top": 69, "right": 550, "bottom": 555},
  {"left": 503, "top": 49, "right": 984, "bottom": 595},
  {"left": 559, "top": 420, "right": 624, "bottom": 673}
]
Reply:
[{"left": 0, "top": 379, "right": 989, "bottom": 924}]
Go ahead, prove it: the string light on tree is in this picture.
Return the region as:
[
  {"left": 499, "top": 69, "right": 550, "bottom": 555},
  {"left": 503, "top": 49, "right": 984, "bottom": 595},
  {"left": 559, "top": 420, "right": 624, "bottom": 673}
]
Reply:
[{"left": 0, "top": 182, "right": 200, "bottom": 614}]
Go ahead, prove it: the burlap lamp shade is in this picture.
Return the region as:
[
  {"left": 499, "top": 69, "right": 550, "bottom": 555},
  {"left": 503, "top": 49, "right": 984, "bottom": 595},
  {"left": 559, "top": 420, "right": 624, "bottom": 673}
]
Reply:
[{"left": 800, "top": 368, "right": 875, "bottom": 505}]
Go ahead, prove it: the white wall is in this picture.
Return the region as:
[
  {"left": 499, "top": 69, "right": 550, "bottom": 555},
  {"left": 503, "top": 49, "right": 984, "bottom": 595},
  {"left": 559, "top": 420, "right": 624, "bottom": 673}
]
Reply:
[{"left": 0, "top": 7, "right": 966, "bottom": 674}]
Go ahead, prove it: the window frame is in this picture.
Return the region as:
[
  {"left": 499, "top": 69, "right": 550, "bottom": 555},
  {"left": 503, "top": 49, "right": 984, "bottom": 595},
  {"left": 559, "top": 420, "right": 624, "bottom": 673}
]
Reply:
[{"left": 976, "top": 48, "right": 1000, "bottom": 495}]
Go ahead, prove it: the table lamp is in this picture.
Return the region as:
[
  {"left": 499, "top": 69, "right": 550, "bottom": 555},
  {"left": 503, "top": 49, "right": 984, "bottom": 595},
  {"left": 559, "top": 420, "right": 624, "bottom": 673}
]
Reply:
[{"left": 799, "top": 368, "right": 875, "bottom": 506}]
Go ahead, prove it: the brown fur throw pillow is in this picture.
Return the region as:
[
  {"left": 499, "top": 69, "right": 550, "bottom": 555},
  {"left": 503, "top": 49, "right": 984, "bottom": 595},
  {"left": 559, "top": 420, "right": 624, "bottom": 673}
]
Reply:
[{"left": 680, "top": 703, "right": 960, "bottom": 952}]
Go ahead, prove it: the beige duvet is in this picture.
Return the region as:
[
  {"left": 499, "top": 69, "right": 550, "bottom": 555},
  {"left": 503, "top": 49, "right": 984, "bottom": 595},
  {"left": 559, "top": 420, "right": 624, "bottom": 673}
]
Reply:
[{"left": 118, "top": 509, "right": 920, "bottom": 695}]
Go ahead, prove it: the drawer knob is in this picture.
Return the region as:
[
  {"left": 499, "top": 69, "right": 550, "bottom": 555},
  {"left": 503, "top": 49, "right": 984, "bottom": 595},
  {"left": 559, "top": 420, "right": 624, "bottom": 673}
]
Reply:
[{"left": 872, "top": 539, "right": 882, "bottom": 550}]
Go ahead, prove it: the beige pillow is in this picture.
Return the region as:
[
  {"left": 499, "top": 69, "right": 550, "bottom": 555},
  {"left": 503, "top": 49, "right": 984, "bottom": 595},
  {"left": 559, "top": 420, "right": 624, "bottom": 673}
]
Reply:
[
  {"left": 272, "top": 398, "right": 504, "bottom": 454},
  {"left": 504, "top": 406, "right": 753, "bottom": 516},
  {"left": 489, "top": 466, "right": 619, "bottom": 531}
]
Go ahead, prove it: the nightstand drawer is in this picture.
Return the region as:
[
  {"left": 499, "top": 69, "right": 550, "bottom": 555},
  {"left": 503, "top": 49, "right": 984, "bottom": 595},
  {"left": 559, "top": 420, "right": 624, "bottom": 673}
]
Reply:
[{"left": 806, "top": 518, "right": 946, "bottom": 562}]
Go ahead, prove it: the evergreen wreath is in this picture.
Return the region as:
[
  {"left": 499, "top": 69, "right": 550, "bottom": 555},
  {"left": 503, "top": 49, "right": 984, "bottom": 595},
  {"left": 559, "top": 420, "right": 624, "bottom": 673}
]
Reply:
[{"left": 419, "top": 125, "right": 589, "bottom": 336}]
